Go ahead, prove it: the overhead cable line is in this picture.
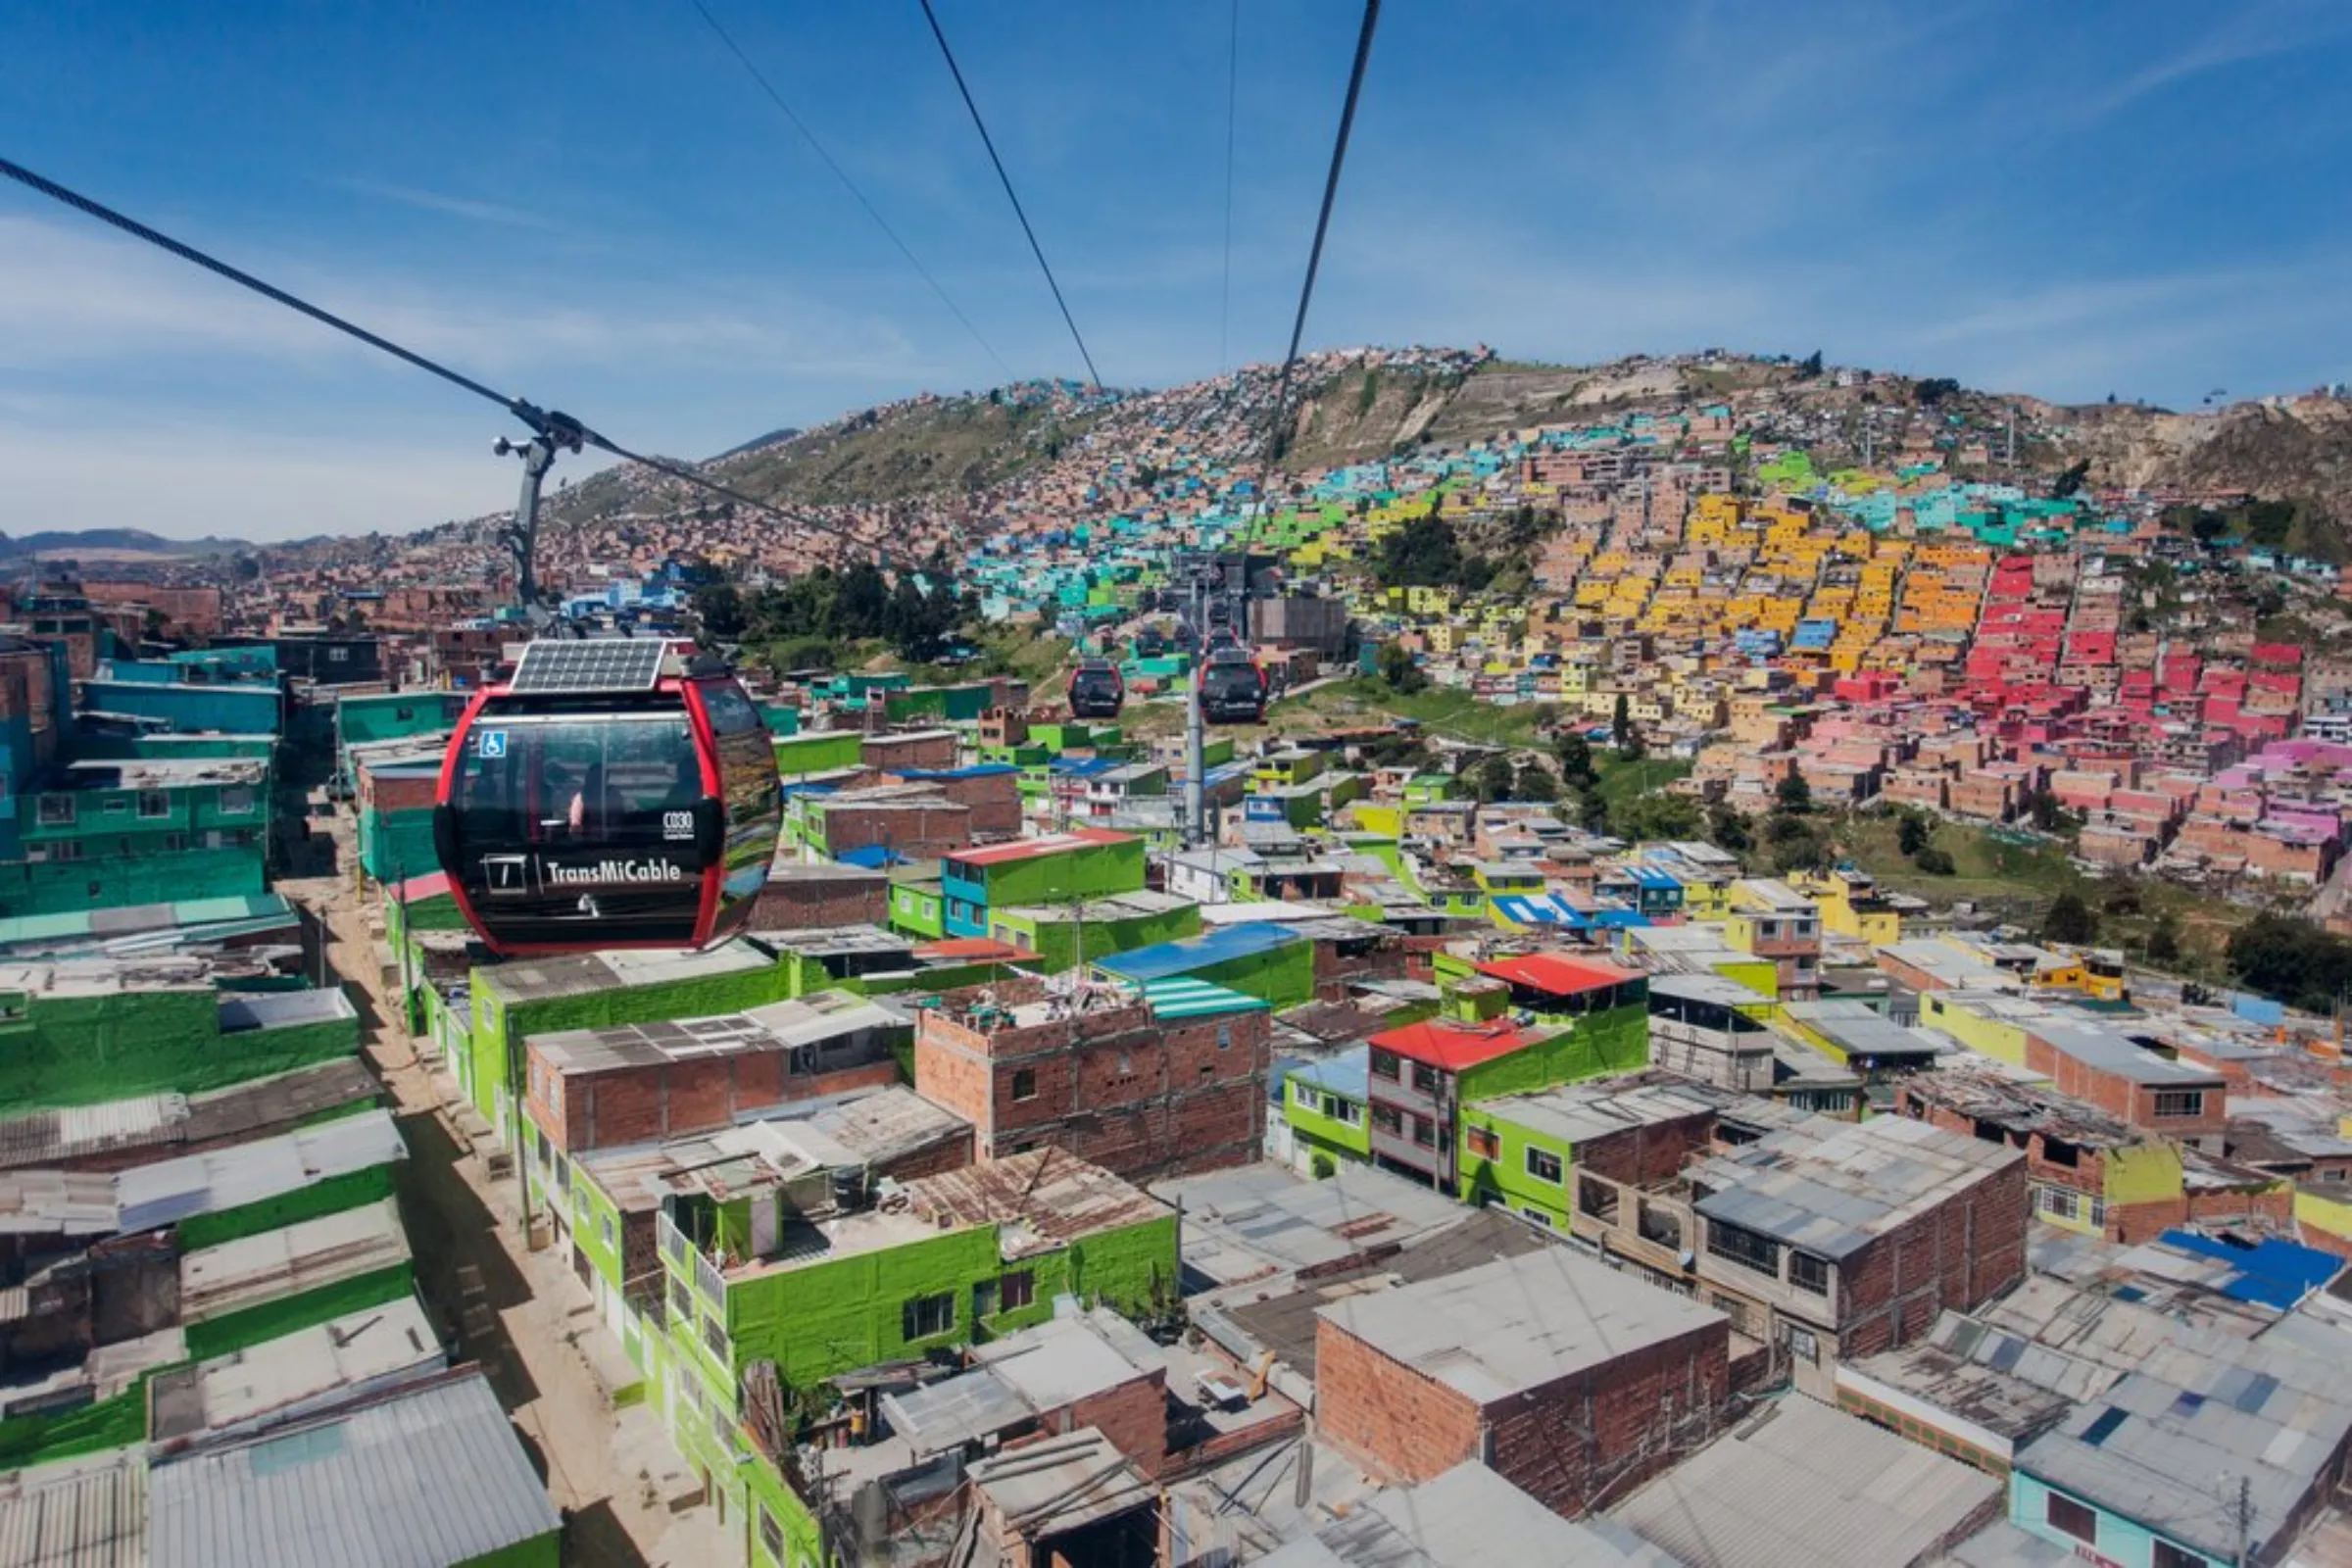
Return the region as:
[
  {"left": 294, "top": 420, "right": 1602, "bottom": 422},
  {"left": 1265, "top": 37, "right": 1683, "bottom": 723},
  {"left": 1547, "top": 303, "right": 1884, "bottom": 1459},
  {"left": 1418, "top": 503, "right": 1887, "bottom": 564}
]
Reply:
[
  {"left": 0, "top": 153, "right": 928, "bottom": 577},
  {"left": 1241, "top": 0, "right": 1381, "bottom": 555},
  {"left": 914, "top": 0, "right": 1103, "bottom": 390},
  {"left": 1218, "top": 0, "right": 1240, "bottom": 372},
  {"left": 684, "top": 0, "right": 1013, "bottom": 382}
]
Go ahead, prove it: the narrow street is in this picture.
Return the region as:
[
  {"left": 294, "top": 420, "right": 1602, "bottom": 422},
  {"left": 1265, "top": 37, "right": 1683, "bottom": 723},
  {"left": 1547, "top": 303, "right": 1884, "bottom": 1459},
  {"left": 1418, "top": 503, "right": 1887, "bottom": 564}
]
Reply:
[{"left": 279, "top": 808, "right": 733, "bottom": 1567}]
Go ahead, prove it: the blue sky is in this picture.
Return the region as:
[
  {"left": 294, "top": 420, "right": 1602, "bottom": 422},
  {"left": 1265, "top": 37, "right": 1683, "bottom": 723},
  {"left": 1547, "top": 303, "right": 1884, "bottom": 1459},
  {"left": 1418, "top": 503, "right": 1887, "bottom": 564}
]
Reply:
[{"left": 2, "top": 0, "right": 2348, "bottom": 540}]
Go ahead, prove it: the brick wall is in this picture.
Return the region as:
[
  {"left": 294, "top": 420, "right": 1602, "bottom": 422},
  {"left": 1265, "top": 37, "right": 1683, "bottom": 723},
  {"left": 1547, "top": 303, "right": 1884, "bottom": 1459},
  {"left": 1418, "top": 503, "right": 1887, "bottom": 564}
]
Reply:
[
  {"left": 527, "top": 1050, "right": 899, "bottom": 1152},
  {"left": 749, "top": 872, "right": 888, "bottom": 931},
  {"left": 1315, "top": 1314, "right": 1729, "bottom": 1519},
  {"left": 1059, "top": 1371, "right": 1169, "bottom": 1476},
  {"left": 915, "top": 1000, "right": 1268, "bottom": 1182},
  {"left": 1835, "top": 1157, "right": 2027, "bottom": 1359},
  {"left": 1578, "top": 1112, "right": 1717, "bottom": 1190},
  {"left": 1314, "top": 1316, "right": 1485, "bottom": 1486}
]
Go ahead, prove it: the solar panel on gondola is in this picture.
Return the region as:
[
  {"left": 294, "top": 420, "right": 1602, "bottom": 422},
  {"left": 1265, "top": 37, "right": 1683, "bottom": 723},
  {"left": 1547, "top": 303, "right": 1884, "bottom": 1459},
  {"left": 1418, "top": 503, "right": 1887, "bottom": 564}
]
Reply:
[
  {"left": 507, "top": 639, "right": 670, "bottom": 694},
  {"left": 433, "top": 639, "right": 781, "bottom": 956}
]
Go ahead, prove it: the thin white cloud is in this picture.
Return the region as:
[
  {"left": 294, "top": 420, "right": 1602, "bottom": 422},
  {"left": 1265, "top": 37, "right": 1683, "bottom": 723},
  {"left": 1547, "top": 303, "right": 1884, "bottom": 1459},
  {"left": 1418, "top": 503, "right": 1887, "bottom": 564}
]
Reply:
[
  {"left": 2082, "top": 0, "right": 2352, "bottom": 120},
  {"left": 0, "top": 213, "right": 944, "bottom": 385},
  {"left": 332, "top": 177, "right": 561, "bottom": 232}
]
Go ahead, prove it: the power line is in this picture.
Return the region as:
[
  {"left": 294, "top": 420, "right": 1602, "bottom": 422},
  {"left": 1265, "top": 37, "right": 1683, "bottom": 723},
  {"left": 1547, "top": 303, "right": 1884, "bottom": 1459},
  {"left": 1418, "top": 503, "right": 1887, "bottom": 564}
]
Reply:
[
  {"left": 914, "top": 0, "right": 1103, "bottom": 391},
  {"left": 683, "top": 0, "right": 1013, "bottom": 382},
  {"left": 1241, "top": 0, "right": 1381, "bottom": 555},
  {"left": 0, "top": 152, "right": 927, "bottom": 577},
  {"left": 1218, "top": 0, "right": 1240, "bottom": 372}
]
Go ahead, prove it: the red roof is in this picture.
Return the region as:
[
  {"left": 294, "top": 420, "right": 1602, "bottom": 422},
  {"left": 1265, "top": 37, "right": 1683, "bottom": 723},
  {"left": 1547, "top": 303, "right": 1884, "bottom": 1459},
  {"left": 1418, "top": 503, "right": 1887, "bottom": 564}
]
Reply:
[
  {"left": 388, "top": 869, "right": 452, "bottom": 903},
  {"left": 949, "top": 827, "right": 1134, "bottom": 866},
  {"left": 1369, "top": 1018, "right": 1533, "bottom": 1072},
  {"left": 1476, "top": 952, "right": 1635, "bottom": 997}
]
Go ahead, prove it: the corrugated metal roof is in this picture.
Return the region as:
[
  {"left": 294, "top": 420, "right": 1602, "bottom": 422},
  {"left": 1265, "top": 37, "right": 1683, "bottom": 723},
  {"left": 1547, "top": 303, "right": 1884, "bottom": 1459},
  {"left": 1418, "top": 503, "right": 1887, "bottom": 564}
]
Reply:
[
  {"left": 0, "top": 1094, "right": 186, "bottom": 1170},
  {"left": 1611, "top": 1396, "right": 1999, "bottom": 1568},
  {"left": 1693, "top": 1115, "right": 2020, "bottom": 1260},
  {"left": 1095, "top": 921, "right": 1304, "bottom": 982},
  {"left": 150, "top": 1367, "right": 562, "bottom": 1568},
  {"left": 117, "top": 1107, "right": 405, "bottom": 1233},
  {"left": 1141, "top": 976, "right": 1268, "bottom": 1019},
  {"left": 0, "top": 1454, "right": 147, "bottom": 1568},
  {"left": 1319, "top": 1247, "right": 1724, "bottom": 1403}
]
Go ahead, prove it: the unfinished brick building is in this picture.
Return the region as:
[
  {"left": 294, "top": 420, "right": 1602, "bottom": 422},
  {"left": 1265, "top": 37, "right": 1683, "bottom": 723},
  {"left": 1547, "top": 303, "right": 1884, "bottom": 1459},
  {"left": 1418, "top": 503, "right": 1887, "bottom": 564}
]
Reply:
[
  {"left": 1690, "top": 1114, "right": 2028, "bottom": 1398},
  {"left": 914, "top": 974, "right": 1269, "bottom": 1182},
  {"left": 1315, "top": 1246, "right": 1730, "bottom": 1520}
]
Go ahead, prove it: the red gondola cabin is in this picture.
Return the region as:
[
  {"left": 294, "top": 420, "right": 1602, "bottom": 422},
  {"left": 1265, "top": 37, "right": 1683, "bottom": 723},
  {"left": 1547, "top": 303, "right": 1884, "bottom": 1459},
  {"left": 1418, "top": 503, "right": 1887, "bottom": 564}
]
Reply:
[{"left": 433, "top": 639, "right": 782, "bottom": 956}]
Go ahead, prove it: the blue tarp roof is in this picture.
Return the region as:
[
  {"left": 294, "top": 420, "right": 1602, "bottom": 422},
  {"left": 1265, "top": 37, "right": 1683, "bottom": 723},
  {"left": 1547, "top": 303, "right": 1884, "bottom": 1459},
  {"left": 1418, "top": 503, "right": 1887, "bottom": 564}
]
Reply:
[
  {"left": 894, "top": 764, "right": 1019, "bottom": 781},
  {"left": 1096, "top": 920, "right": 1303, "bottom": 981},
  {"left": 834, "top": 845, "right": 908, "bottom": 869},
  {"left": 1494, "top": 895, "right": 1585, "bottom": 927},
  {"left": 2156, "top": 1230, "right": 2340, "bottom": 1310},
  {"left": 1050, "top": 758, "right": 1120, "bottom": 777},
  {"left": 1628, "top": 867, "right": 1683, "bottom": 891},
  {"left": 1286, "top": 1045, "right": 1370, "bottom": 1102}
]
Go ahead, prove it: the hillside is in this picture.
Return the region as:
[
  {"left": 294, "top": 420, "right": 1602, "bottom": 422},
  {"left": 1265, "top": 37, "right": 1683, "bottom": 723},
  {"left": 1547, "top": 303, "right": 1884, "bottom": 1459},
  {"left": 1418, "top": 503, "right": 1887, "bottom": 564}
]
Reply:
[
  {"left": 354, "top": 349, "right": 2352, "bottom": 579},
  {"left": 0, "top": 528, "right": 252, "bottom": 562}
]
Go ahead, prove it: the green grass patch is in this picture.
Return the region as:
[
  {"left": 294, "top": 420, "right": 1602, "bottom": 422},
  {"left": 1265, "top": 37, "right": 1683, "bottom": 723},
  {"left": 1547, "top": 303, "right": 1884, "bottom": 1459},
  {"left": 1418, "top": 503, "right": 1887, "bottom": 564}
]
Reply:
[{"left": 1594, "top": 756, "right": 1691, "bottom": 810}]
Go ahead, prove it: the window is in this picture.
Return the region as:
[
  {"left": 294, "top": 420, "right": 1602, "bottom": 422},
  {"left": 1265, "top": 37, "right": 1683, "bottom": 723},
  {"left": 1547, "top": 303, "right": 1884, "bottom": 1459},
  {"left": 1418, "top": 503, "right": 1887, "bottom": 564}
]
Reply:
[
  {"left": 1000, "top": 1270, "right": 1035, "bottom": 1311},
  {"left": 1410, "top": 1115, "right": 1436, "bottom": 1149},
  {"left": 2150, "top": 1541, "right": 2207, "bottom": 1568},
  {"left": 1370, "top": 1103, "right": 1403, "bottom": 1137},
  {"left": 1519, "top": 1207, "right": 1554, "bottom": 1229},
  {"left": 1409, "top": 1062, "right": 1441, "bottom": 1095},
  {"left": 1465, "top": 1125, "right": 1498, "bottom": 1160},
  {"left": 703, "top": 1313, "right": 730, "bottom": 1365},
  {"left": 1370, "top": 1049, "right": 1401, "bottom": 1081},
  {"left": 902, "top": 1292, "right": 955, "bottom": 1341},
  {"left": 218, "top": 786, "right": 255, "bottom": 814},
  {"left": 601, "top": 1212, "right": 617, "bottom": 1251},
  {"left": 2044, "top": 1492, "right": 2098, "bottom": 1544},
  {"left": 162, "top": 832, "right": 189, "bottom": 853},
  {"left": 667, "top": 1275, "right": 692, "bottom": 1325},
  {"left": 1292, "top": 1080, "right": 1317, "bottom": 1106},
  {"left": 1705, "top": 1220, "right": 1782, "bottom": 1277},
  {"left": 2152, "top": 1090, "right": 2205, "bottom": 1118},
  {"left": 1217, "top": 1022, "right": 1233, "bottom": 1051},
  {"left": 1526, "top": 1147, "right": 1563, "bottom": 1184},
  {"left": 35, "top": 794, "right": 74, "bottom": 826},
  {"left": 1011, "top": 1068, "right": 1038, "bottom": 1102},
  {"left": 136, "top": 790, "right": 170, "bottom": 819},
  {"left": 1789, "top": 1251, "right": 1831, "bottom": 1296},
  {"left": 38, "top": 841, "right": 82, "bottom": 863}
]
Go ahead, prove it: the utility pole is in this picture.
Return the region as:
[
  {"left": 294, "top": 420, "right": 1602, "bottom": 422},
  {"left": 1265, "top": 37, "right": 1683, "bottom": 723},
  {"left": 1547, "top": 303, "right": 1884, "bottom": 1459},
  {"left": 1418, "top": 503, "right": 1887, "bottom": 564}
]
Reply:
[
  {"left": 2231, "top": 1471, "right": 2252, "bottom": 1567},
  {"left": 1184, "top": 569, "right": 1207, "bottom": 848}
]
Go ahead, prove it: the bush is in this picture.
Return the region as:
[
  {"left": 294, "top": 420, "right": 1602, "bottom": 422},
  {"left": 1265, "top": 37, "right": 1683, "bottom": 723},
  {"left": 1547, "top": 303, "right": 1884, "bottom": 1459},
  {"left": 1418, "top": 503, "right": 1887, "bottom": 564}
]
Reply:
[
  {"left": 1912, "top": 847, "right": 1956, "bottom": 876},
  {"left": 1310, "top": 1152, "right": 1336, "bottom": 1180}
]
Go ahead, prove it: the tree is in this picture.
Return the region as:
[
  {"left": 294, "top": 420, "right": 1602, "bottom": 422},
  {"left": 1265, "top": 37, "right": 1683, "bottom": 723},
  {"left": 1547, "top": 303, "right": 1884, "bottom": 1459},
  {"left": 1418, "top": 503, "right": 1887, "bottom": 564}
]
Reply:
[
  {"left": 1896, "top": 814, "right": 1931, "bottom": 858},
  {"left": 2051, "top": 459, "right": 2091, "bottom": 499},
  {"left": 2146, "top": 915, "right": 2181, "bottom": 965},
  {"left": 1553, "top": 731, "right": 1598, "bottom": 789},
  {"left": 1375, "top": 641, "right": 1426, "bottom": 694},
  {"left": 1768, "top": 823, "right": 1826, "bottom": 874},
  {"left": 1575, "top": 786, "right": 1611, "bottom": 833},
  {"left": 695, "top": 581, "right": 747, "bottom": 641},
  {"left": 1472, "top": 756, "right": 1517, "bottom": 804},
  {"left": 1513, "top": 761, "right": 1560, "bottom": 803},
  {"left": 1914, "top": 377, "right": 1961, "bottom": 407},
  {"left": 1913, "top": 847, "right": 1956, "bottom": 875},
  {"left": 2227, "top": 912, "right": 2352, "bottom": 1013},
  {"left": 1611, "top": 694, "right": 1633, "bottom": 752},
  {"left": 2040, "top": 892, "right": 2099, "bottom": 947},
  {"left": 1775, "top": 771, "right": 1813, "bottom": 815},
  {"left": 2027, "top": 786, "right": 2067, "bottom": 834},
  {"left": 1617, "top": 791, "right": 1704, "bottom": 844},
  {"left": 2190, "top": 511, "right": 2231, "bottom": 544},
  {"left": 1794, "top": 350, "right": 1823, "bottom": 379},
  {"left": 1706, "top": 805, "right": 1752, "bottom": 854}
]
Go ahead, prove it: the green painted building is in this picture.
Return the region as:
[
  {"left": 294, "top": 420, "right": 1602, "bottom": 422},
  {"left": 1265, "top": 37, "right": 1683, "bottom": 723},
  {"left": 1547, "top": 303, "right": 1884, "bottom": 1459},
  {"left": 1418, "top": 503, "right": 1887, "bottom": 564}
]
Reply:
[
  {"left": 773, "top": 729, "right": 865, "bottom": 778},
  {"left": 1094, "top": 920, "right": 1316, "bottom": 1010},
  {"left": 1460, "top": 1076, "right": 1724, "bottom": 1231},
  {"left": 655, "top": 1150, "right": 1177, "bottom": 1568},
  {"left": 0, "top": 963, "right": 360, "bottom": 1113},
  {"left": 988, "top": 889, "right": 1201, "bottom": 971},
  {"left": 1281, "top": 1045, "right": 1371, "bottom": 1174},
  {"left": 3, "top": 758, "right": 270, "bottom": 918},
  {"left": 941, "top": 828, "right": 1146, "bottom": 939},
  {"left": 463, "top": 941, "right": 801, "bottom": 1143}
]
